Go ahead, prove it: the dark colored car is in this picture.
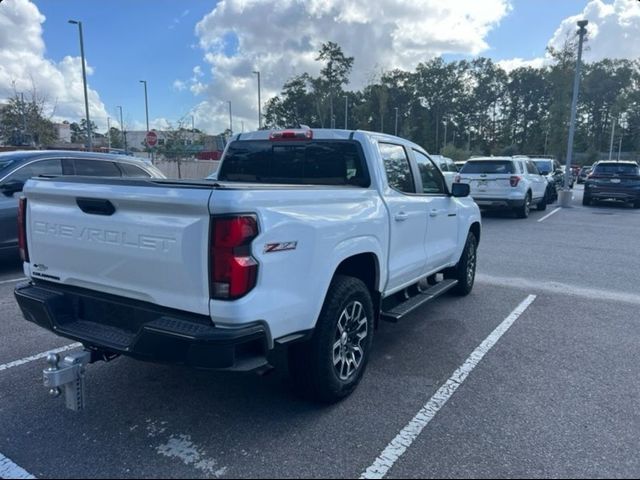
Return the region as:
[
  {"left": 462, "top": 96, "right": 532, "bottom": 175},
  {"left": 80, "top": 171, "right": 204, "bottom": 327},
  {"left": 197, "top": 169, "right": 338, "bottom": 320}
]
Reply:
[
  {"left": 583, "top": 161, "right": 640, "bottom": 208},
  {"left": 0, "top": 151, "right": 165, "bottom": 257},
  {"left": 531, "top": 158, "right": 564, "bottom": 203},
  {"left": 577, "top": 165, "right": 592, "bottom": 184}
]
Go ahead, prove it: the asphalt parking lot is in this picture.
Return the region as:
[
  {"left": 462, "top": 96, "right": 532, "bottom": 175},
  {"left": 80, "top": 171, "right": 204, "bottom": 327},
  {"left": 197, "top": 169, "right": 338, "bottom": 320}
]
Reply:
[{"left": 2, "top": 185, "right": 640, "bottom": 479}]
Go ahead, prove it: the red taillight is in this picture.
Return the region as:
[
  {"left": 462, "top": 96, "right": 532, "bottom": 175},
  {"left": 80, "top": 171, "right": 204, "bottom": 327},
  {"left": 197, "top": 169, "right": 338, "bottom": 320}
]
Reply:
[
  {"left": 510, "top": 176, "right": 521, "bottom": 187},
  {"left": 269, "top": 129, "right": 313, "bottom": 141},
  {"left": 211, "top": 215, "right": 259, "bottom": 300},
  {"left": 17, "top": 197, "right": 29, "bottom": 262}
]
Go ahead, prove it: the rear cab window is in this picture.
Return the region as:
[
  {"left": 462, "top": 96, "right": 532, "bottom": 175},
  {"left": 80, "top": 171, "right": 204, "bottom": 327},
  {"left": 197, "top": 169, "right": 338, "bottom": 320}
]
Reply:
[
  {"left": 461, "top": 160, "right": 515, "bottom": 175},
  {"left": 218, "top": 140, "right": 370, "bottom": 187}
]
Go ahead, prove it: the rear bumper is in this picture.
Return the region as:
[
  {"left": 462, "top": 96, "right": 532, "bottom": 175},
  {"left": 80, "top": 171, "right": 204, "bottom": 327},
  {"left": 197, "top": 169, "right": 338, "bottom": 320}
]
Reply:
[
  {"left": 586, "top": 188, "right": 639, "bottom": 201},
  {"left": 473, "top": 197, "right": 525, "bottom": 208},
  {"left": 14, "top": 281, "right": 271, "bottom": 371}
]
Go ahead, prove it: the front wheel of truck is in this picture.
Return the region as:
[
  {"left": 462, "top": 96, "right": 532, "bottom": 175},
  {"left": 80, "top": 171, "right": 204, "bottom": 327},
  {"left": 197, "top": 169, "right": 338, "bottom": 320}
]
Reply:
[{"left": 288, "top": 275, "right": 374, "bottom": 403}]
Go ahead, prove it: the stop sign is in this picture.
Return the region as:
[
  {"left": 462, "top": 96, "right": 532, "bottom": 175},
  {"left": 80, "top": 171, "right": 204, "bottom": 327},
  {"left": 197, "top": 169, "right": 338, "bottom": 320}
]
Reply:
[{"left": 146, "top": 131, "right": 158, "bottom": 147}]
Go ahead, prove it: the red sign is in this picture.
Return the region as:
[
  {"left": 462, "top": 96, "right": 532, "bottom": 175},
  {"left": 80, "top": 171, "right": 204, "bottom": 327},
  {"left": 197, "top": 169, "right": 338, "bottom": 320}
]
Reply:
[{"left": 146, "top": 131, "right": 158, "bottom": 147}]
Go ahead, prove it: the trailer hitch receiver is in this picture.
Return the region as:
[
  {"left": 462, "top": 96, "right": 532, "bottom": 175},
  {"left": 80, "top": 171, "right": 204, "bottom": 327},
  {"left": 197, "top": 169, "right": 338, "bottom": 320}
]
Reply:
[{"left": 43, "top": 350, "right": 92, "bottom": 411}]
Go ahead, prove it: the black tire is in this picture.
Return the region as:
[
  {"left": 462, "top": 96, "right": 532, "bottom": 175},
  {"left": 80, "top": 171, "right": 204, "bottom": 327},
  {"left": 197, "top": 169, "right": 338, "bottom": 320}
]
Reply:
[
  {"left": 582, "top": 194, "right": 592, "bottom": 206},
  {"left": 288, "top": 275, "right": 374, "bottom": 403},
  {"left": 444, "top": 231, "right": 477, "bottom": 296},
  {"left": 515, "top": 192, "right": 531, "bottom": 218},
  {"left": 537, "top": 194, "right": 548, "bottom": 211}
]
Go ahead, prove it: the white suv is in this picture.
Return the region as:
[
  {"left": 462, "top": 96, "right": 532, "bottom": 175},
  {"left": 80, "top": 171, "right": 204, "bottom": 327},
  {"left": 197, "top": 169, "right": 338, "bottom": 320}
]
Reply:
[{"left": 456, "top": 156, "right": 548, "bottom": 218}]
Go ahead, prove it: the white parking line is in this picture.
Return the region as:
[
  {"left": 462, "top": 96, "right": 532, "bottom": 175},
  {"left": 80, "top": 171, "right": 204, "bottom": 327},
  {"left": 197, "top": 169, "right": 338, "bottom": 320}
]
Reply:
[
  {"left": 537, "top": 207, "right": 561, "bottom": 223},
  {"left": 0, "top": 343, "right": 82, "bottom": 373},
  {"left": 0, "top": 277, "right": 26, "bottom": 285},
  {"left": 0, "top": 453, "right": 35, "bottom": 479},
  {"left": 477, "top": 273, "right": 640, "bottom": 305},
  {"left": 360, "top": 294, "right": 537, "bottom": 479}
]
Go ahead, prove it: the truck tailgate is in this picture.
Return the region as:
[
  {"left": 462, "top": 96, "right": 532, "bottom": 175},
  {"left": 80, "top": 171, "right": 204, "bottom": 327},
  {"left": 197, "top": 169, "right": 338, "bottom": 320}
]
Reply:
[{"left": 24, "top": 178, "right": 213, "bottom": 316}]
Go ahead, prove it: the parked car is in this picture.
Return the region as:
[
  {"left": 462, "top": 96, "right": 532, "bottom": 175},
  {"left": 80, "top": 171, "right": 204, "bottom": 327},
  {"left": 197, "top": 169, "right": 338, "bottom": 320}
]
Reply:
[
  {"left": 583, "top": 161, "right": 640, "bottom": 208},
  {"left": 15, "top": 128, "right": 481, "bottom": 403},
  {"left": 578, "top": 165, "right": 592, "bottom": 184},
  {"left": 456, "top": 156, "right": 548, "bottom": 218},
  {"left": 0, "top": 150, "right": 164, "bottom": 257},
  {"left": 431, "top": 155, "right": 457, "bottom": 191},
  {"left": 530, "top": 157, "right": 563, "bottom": 203},
  {"left": 454, "top": 161, "right": 466, "bottom": 171}
]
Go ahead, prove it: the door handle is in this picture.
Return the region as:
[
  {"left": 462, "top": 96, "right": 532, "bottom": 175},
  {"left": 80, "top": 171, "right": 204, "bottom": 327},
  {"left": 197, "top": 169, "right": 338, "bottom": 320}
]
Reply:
[{"left": 395, "top": 212, "right": 409, "bottom": 222}]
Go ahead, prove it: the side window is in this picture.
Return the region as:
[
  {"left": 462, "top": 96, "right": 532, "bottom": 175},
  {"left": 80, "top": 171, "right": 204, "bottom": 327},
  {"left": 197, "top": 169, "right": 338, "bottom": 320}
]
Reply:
[
  {"left": 379, "top": 143, "right": 415, "bottom": 194},
  {"left": 413, "top": 150, "right": 446, "bottom": 195},
  {"left": 4, "top": 159, "right": 63, "bottom": 184},
  {"left": 526, "top": 161, "right": 539, "bottom": 175},
  {"left": 119, "top": 163, "right": 151, "bottom": 178},
  {"left": 73, "top": 159, "right": 122, "bottom": 177}
]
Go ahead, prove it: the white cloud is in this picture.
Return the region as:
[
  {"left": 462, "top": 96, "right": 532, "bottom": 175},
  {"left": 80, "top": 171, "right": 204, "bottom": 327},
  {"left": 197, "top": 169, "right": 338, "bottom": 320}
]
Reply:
[
  {"left": 173, "top": 79, "right": 187, "bottom": 91},
  {"left": 190, "top": 0, "right": 511, "bottom": 134},
  {"left": 498, "top": 0, "right": 640, "bottom": 74},
  {"left": 0, "top": 0, "right": 110, "bottom": 131},
  {"left": 497, "top": 57, "right": 546, "bottom": 73},
  {"left": 548, "top": 0, "right": 640, "bottom": 62}
]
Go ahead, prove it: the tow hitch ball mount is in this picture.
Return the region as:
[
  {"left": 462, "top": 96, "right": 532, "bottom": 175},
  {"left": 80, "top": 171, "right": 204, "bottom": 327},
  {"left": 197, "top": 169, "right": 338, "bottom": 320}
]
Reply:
[{"left": 43, "top": 349, "right": 119, "bottom": 411}]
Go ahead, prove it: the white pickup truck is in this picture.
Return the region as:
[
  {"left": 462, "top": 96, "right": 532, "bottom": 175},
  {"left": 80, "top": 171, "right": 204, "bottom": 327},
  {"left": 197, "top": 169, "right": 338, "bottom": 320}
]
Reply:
[{"left": 15, "top": 128, "right": 481, "bottom": 403}]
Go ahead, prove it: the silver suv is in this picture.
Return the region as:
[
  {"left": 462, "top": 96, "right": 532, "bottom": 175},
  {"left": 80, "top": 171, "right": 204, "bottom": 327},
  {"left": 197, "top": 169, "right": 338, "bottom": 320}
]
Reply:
[{"left": 456, "top": 156, "right": 548, "bottom": 218}]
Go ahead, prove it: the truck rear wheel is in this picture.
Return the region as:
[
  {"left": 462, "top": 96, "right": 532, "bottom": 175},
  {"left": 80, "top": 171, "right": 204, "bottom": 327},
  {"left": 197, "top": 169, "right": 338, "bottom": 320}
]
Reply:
[{"left": 288, "top": 275, "right": 374, "bottom": 403}]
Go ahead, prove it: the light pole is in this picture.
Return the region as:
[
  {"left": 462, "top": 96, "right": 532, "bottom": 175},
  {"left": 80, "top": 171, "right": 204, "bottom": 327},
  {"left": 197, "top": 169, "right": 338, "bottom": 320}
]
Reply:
[
  {"left": 68, "top": 20, "right": 92, "bottom": 150},
  {"left": 560, "top": 20, "right": 588, "bottom": 207},
  {"left": 117, "top": 106, "right": 127, "bottom": 153},
  {"left": 140, "top": 80, "right": 152, "bottom": 162},
  {"left": 344, "top": 95, "right": 348, "bottom": 130},
  {"left": 253, "top": 71, "right": 262, "bottom": 129},
  {"left": 228, "top": 101, "right": 233, "bottom": 135},
  {"left": 442, "top": 118, "right": 448, "bottom": 153},
  {"left": 191, "top": 115, "right": 195, "bottom": 132},
  {"left": 107, "top": 117, "right": 111, "bottom": 150},
  {"left": 394, "top": 107, "right": 399, "bottom": 136},
  {"left": 608, "top": 115, "right": 616, "bottom": 161}
]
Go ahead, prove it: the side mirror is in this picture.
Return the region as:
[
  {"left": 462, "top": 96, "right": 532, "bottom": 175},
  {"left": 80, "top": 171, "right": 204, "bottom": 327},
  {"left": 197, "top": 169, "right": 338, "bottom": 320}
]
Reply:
[
  {"left": 451, "top": 183, "right": 470, "bottom": 198},
  {"left": 0, "top": 181, "right": 25, "bottom": 197}
]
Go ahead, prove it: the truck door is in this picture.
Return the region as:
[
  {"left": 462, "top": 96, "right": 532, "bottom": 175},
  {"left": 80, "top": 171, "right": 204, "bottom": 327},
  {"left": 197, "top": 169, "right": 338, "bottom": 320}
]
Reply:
[
  {"left": 412, "top": 150, "right": 459, "bottom": 272},
  {"left": 378, "top": 142, "right": 428, "bottom": 291}
]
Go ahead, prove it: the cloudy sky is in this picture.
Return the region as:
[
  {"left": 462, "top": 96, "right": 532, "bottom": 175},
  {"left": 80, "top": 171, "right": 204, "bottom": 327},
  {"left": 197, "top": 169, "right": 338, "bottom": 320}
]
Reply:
[{"left": 0, "top": 0, "right": 638, "bottom": 135}]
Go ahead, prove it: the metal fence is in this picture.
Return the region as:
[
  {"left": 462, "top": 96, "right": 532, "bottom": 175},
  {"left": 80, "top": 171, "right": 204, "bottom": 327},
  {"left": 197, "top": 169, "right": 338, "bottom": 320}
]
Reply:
[{"left": 153, "top": 160, "right": 220, "bottom": 179}]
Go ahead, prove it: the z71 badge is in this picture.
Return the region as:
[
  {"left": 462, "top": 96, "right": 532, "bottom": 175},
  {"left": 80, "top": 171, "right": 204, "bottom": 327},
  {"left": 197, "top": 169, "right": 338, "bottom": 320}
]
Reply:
[{"left": 264, "top": 242, "right": 298, "bottom": 253}]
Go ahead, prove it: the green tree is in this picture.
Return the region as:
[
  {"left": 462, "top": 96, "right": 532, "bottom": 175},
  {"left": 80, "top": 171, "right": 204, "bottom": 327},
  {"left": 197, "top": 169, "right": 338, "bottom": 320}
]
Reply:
[{"left": 0, "top": 91, "right": 56, "bottom": 147}]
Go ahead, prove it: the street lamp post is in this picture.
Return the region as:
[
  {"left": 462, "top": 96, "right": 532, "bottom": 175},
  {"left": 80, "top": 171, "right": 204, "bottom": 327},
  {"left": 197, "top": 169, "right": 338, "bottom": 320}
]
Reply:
[
  {"left": 560, "top": 20, "right": 588, "bottom": 207},
  {"left": 117, "top": 106, "right": 127, "bottom": 153},
  {"left": 68, "top": 20, "right": 92, "bottom": 150},
  {"left": 228, "top": 101, "right": 233, "bottom": 135},
  {"left": 344, "top": 96, "right": 348, "bottom": 130},
  {"left": 394, "top": 107, "right": 399, "bottom": 136},
  {"left": 107, "top": 117, "right": 111, "bottom": 150},
  {"left": 253, "top": 71, "right": 262, "bottom": 129},
  {"left": 608, "top": 115, "right": 616, "bottom": 161},
  {"left": 140, "top": 80, "right": 152, "bottom": 162}
]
